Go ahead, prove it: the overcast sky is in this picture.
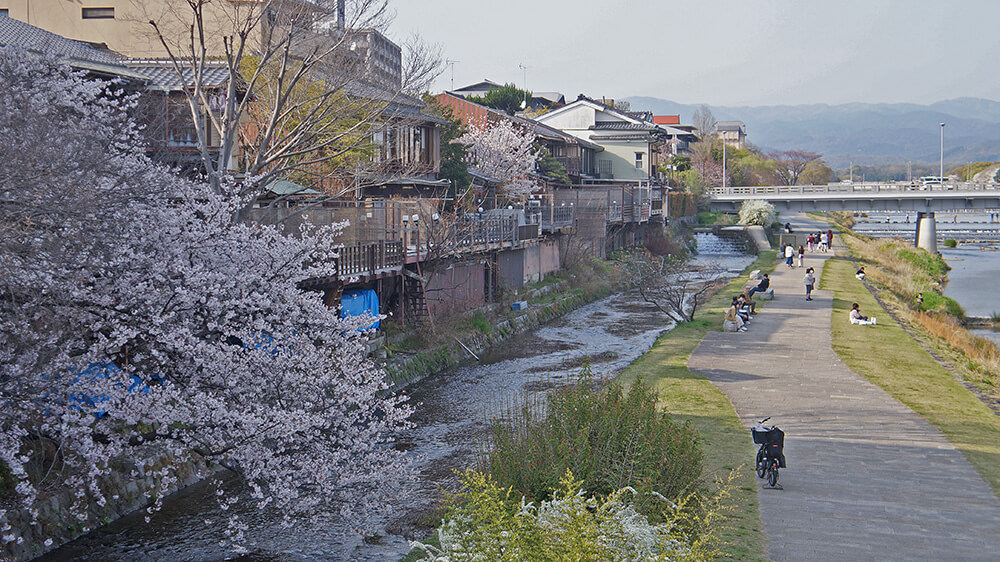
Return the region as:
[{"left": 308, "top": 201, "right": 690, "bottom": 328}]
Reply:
[{"left": 389, "top": 0, "right": 1000, "bottom": 107}]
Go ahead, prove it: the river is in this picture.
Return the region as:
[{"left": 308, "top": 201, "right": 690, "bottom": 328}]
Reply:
[
  {"left": 940, "top": 244, "right": 1000, "bottom": 345},
  {"left": 40, "top": 248, "right": 754, "bottom": 561}
]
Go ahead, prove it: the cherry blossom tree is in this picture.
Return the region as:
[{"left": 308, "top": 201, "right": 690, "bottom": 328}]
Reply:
[
  {"left": 0, "top": 49, "right": 410, "bottom": 547},
  {"left": 458, "top": 120, "right": 540, "bottom": 200}
]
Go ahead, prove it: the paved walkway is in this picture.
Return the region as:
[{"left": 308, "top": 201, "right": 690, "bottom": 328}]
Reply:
[{"left": 688, "top": 221, "right": 1000, "bottom": 560}]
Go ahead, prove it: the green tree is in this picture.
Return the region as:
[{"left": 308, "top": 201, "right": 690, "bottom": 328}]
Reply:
[
  {"left": 535, "top": 144, "right": 570, "bottom": 185},
  {"left": 799, "top": 160, "right": 837, "bottom": 185},
  {"left": 467, "top": 83, "right": 532, "bottom": 115}
]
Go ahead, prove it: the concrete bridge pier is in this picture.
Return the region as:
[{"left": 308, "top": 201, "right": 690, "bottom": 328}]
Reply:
[{"left": 915, "top": 211, "right": 937, "bottom": 253}]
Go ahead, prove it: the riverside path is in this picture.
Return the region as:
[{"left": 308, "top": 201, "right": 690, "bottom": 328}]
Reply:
[{"left": 687, "top": 220, "right": 1000, "bottom": 560}]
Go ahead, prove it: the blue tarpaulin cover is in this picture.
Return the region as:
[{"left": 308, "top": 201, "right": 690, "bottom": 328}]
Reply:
[{"left": 340, "top": 289, "right": 380, "bottom": 330}]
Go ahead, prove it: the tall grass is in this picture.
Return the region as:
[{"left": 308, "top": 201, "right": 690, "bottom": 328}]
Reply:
[{"left": 482, "top": 376, "right": 704, "bottom": 522}]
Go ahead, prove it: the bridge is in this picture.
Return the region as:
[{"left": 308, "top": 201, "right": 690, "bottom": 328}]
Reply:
[{"left": 708, "top": 182, "right": 1000, "bottom": 251}]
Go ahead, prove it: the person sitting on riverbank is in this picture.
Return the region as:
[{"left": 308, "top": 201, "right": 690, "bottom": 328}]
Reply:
[
  {"left": 747, "top": 273, "right": 769, "bottom": 298},
  {"left": 856, "top": 267, "right": 866, "bottom": 280},
  {"left": 724, "top": 297, "right": 748, "bottom": 332},
  {"left": 849, "top": 303, "right": 876, "bottom": 325}
]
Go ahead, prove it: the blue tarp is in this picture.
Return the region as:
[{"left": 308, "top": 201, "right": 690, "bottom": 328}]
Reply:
[
  {"left": 340, "top": 289, "right": 380, "bottom": 331},
  {"left": 65, "top": 360, "right": 149, "bottom": 417}
]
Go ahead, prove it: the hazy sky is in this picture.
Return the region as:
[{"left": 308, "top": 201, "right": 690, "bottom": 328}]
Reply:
[{"left": 390, "top": 0, "right": 1000, "bottom": 107}]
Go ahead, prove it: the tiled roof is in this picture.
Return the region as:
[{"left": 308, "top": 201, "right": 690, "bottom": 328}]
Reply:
[
  {"left": 653, "top": 115, "right": 680, "bottom": 125},
  {"left": 0, "top": 16, "right": 119, "bottom": 64},
  {"left": 125, "top": 60, "right": 233, "bottom": 91},
  {"left": 591, "top": 121, "right": 658, "bottom": 131}
]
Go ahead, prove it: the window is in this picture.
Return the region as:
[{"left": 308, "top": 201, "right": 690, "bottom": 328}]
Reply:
[
  {"left": 635, "top": 152, "right": 644, "bottom": 169},
  {"left": 0, "top": 9, "right": 8, "bottom": 17},
  {"left": 82, "top": 7, "right": 115, "bottom": 19}
]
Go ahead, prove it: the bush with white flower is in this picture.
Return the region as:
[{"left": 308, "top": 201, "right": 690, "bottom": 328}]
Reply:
[
  {"left": 409, "top": 470, "right": 724, "bottom": 561},
  {"left": 738, "top": 199, "right": 776, "bottom": 226}
]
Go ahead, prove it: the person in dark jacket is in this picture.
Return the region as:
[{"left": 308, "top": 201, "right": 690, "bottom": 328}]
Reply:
[{"left": 747, "top": 273, "right": 769, "bottom": 298}]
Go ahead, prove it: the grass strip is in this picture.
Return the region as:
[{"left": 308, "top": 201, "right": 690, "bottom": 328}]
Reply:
[
  {"left": 617, "top": 251, "right": 776, "bottom": 562},
  {"left": 821, "top": 256, "right": 1000, "bottom": 497}
]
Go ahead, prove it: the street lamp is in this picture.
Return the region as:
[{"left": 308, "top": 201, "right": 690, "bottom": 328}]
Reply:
[{"left": 940, "top": 122, "right": 946, "bottom": 185}]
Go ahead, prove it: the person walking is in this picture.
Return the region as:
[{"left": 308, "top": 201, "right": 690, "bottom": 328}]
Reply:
[
  {"left": 807, "top": 233, "right": 814, "bottom": 252},
  {"left": 797, "top": 245, "right": 805, "bottom": 268},
  {"left": 785, "top": 243, "right": 795, "bottom": 268},
  {"left": 804, "top": 267, "right": 816, "bottom": 301},
  {"left": 819, "top": 231, "right": 829, "bottom": 252},
  {"left": 827, "top": 229, "right": 834, "bottom": 250}
]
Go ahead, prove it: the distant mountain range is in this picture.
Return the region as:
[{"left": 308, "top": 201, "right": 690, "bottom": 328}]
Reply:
[{"left": 624, "top": 96, "right": 1000, "bottom": 169}]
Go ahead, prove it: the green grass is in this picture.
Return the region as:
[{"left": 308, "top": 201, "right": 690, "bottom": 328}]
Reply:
[
  {"left": 821, "top": 257, "right": 1000, "bottom": 497},
  {"left": 616, "top": 251, "right": 776, "bottom": 561}
]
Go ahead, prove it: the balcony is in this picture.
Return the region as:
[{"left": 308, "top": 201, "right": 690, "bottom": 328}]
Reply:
[
  {"left": 337, "top": 240, "right": 404, "bottom": 278},
  {"left": 554, "top": 156, "right": 581, "bottom": 177}
]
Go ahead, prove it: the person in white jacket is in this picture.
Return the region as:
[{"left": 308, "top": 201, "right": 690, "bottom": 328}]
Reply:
[{"left": 849, "top": 303, "right": 876, "bottom": 325}]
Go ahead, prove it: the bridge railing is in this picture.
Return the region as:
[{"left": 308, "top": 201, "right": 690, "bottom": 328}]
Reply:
[{"left": 712, "top": 182, "right": 1000, "bottom": 197}]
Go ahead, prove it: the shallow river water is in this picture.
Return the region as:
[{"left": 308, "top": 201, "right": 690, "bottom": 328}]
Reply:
[{"left": 42, "top": 254, "right": 753, "bottom": 562}]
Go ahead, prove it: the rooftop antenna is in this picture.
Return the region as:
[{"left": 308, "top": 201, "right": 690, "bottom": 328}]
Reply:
[
  {"left": 446, "top": 59, "right": 460, "bottom": 91},
  {"left": 518, "top": 63, "right": 528, "bottom": 109}
]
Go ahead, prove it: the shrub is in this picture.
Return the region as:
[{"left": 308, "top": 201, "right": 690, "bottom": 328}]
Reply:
[
  {"left": 409, "top": 469, "right": 722, "bottom": 561},
  {"left": 484, "top": 378, "right": 703, "bottom": 521},
  {"left": 944, "top": 239, "right": 958, "bottom": 248},
  {"left": 737, "top": 199, "right": 776, "bottom": 226},
  {"left": 920, "top": 292, "right": 965, "bottom": 317},
  {"left": 896, "top": 247, "right": 949, "bottom": 279}
]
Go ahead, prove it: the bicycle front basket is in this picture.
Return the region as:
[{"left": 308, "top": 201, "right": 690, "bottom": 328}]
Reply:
[{"left": 752, "top": 426, "right": 783, "bottom": 445}]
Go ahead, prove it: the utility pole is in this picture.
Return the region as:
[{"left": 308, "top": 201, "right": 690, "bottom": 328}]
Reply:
[
  {"left": 940, "top": 122, "right": 946, "bottom": 184},
  {"left": 849, "top": 161, "right": 853, "bottom": 184},
  {"left": 518, "top": 63, "right": 528, "bottom": 109},
  {"left": 722, "top": 141, "right": 727, "bottom": 190}
]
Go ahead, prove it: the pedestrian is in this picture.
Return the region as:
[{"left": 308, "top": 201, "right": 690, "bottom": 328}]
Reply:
[
  {"left": 819, "top": 231, "right": 829, "bottom": 252},
  {"left": 807, "top": 234, "right": 814, "bottom": 252},
  {"left": 804, "top": 267, "right": 816, "bottom": 301},
  {"left": 827, "top": 229, "right": 834, "bottom": 249},
  {"left": 785, "top": 243, "right": 795, "bottom": 267},
  {"left": 797, "top": 245, "right": 805, "bottom": 268}
]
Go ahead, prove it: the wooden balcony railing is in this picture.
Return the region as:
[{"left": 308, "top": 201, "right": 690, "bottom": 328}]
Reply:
[{"left": 335, "top": 240, "right": 403, "bottom": 278}]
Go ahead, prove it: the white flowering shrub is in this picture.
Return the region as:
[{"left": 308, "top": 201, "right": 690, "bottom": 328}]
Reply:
[
  {"left": 738, "top": 199, "right": 776, "bottom": 226},
  {"left": 410, "top": 470, "right": 721, "bottom": 561},
  {"left": 0, "top": 48, "right": 410, "bottom": 544}
]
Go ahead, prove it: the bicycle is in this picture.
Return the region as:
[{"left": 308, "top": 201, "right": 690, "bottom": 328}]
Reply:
[{"left": 751, "top": 417, "right": 785, "bottom": 488}]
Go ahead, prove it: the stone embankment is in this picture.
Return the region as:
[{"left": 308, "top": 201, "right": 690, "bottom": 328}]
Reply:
[
  {"left": 2, "top": 453, "right": 211, "bottom": 562},
  {"left": 385, "top": 280, "right": 616, "bottom": 387}
]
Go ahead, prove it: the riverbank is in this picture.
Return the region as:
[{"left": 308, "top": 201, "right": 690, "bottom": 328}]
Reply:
[
  {"left": 383, "top": 259, "right": 624, "bottom": 388},
  {"left": 821, "top": 255, "right": 1000, "bottom": 497},
  {"left": 617, "top": 250, "right": 777, "bottom": 561},
  {"left": 810, "top": 215, "right": 1000, "bottom": 497}
]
